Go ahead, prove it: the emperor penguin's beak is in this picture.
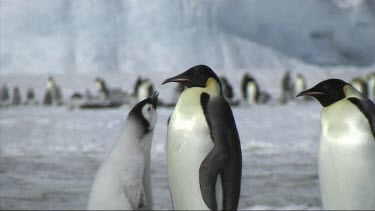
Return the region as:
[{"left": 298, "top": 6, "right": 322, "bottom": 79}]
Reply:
[
  {"left": 151, "top": 91, "right": 159, "bottom": 108},
  {"left": 296, "top": 89, "right": 324, "bottom": 98},
  {"left": 162, "top": 72, "right": 190, "bottom": 85}
]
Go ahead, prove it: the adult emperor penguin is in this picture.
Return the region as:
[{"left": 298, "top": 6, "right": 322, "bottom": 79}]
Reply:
[
  {"left": 95, "top": 77, "right": 110, "bottom": 100},
  {"left": 137, "top": 79, "right": 154, "bottom": 102},
  {"left": 87, "top": 92, "right": 159, "bottom": 210},
  {"left": 294, "top": 73, "right": 307, "bottom": 102},
  {"left": 162, "top": 65, "right": 242, "bottom": 210},
  {"left": 11, "top": 86, "right": 21, "bottom": 105},
  {"left": 350, "top": 77, "right": 368, "bottom": 97},
  {"left": 241, "top": 73, "right": 260, "bottom": 105},
  {"left": 297, "top": 78, "right": 375, "bottom": 210}
]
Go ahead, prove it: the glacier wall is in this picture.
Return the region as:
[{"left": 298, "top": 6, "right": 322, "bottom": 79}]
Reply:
[{"left": 1, "top": 0, "right": 375, "bottom": 74}]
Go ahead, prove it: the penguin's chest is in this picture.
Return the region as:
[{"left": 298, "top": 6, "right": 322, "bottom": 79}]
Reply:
[
  {"left": 247, "top": 82, "right": 257, "bottom": 104},
  {"left": 294, "top": 78, "right": 304, "bottom": 93},
  {"left": 169, "top": 111, "right": 212, "bottom": 153},
  {"left": 319, "top": 101, "right": 375, "bottom": 209},
  {"left": 167, "top": 104, "right": 214, "bottom": 173},
  {"left": 138, "top": 83, "right": 150, "bottom": 101},
  {"left": 167, "top": 98, "right": 216, "bottom": 209},
  {"left": 321, "top": 101, "right": 373, "bottom": 146}
]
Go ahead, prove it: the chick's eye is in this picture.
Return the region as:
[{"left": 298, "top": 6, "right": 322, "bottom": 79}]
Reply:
[{"left": 148, "top": 106, "right": 151, "bottom": 111}]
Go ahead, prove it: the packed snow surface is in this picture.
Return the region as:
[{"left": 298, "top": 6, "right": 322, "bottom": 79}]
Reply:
[{"left": 1, "top": 66, "right": 375, "bottom": 209}]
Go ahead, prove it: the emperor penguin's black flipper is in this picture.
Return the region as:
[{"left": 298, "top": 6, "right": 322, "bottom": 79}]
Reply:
[
  {"left": 348, "top": 97, "right": 375, "bottom": 137},
  {"left": 199, "top": 145, "right": 227, "bottom": 211},
  {"left": 200, "top": 93, "right": 242, "bottom": 210}
]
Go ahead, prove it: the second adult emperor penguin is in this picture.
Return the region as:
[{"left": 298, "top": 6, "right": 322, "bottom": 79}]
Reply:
[
  {"left": 162, "top": 65, "right": 242, "bottom": 210},
  {"left": 297, "top": 78, "right": 375, "bottom": 210},
  {"left": 87, "top": 92, "right": 159, "bottom": 210}
]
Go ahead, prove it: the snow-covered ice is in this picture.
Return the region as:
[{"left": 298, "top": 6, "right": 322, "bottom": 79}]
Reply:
[
  {"left": 0, "top": 102, "right": 322, "bottom": 210},
  {"left": 1, "top": 66, "right": 374, "bottom": 210}
]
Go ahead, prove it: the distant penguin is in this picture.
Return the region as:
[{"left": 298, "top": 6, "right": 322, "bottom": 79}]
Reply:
[
  {"left": 0, "top": 83, "right": 10, "bottom": 105},
  {"left": 54, "top": 85, "right": 63, "bottom": 105},
  {"left": 24, "top": 88, "right": 38, "bottom": 105},
  {"left": 137, "top": 79, "right": 154, "bottom": 102},
  {"left": 294, "top": 73, "right": 307, "bottom": 101},
  {"left": 11, "top": 86, "right": 21, "bottom": 105},
  {"left": 133, "top": 77, "right": 144, "bottom": 98},
  {"left": 220, "top": 76, "right": 234, "bottom": 101},
  {"left": 43, "top": 77, "right": 62, "bottom": 105},
  {"left": 350, "top": 77, "right": 368, "bottom": 97},
  {"left": 95, "top": 77, "right": 110, "bottom": 100},
  {"left": 280, "top": 70, "right": 294, "bottom": 104},
  {"left": 366, "top": 72, "right": 375, "bottom": 100},
  {"left": 240, "top": 73, "right": 250, "bottom": 99},
  {"left": 43, "top": 89, "right": 53, "bottom": 105},
  {"left": 85, "top": 89, "right": 94, "bottom": 100},
  {"left": 92, "top": 77, "right": 128, "bottom": 106},
  {"left": 241, "top": 73, "right": 260, "bottom": 105},
  {"left": 162, "top": 65, "right": 242, "bottom": 210},
  {"left": 87, "top": 92, "right": 159, "bottom": 210},
  {"left": 297, "top": 78, "right": 375, "bottom": 209},
  {"left": 68, "top": 92, "right": 83, "bottom": 110}
]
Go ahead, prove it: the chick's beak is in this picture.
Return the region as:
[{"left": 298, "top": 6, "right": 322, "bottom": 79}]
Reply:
[{"left": 151, "top": 91, "right": 159, "bottom": 108}]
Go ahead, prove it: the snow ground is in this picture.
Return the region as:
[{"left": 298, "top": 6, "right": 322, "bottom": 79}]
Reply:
[
  {"left": 0, "top": 103, "right": 321, "bottom": 210},
  {"left": 1, "top": 67, "right": 374, "bottom": 210}
]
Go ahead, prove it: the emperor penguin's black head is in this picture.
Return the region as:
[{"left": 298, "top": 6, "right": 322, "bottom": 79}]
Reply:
[
  {"left": 296, "top": 78, "right": 349, "bottom": 107},
  {"left": 162, "top": 65, "right": 222, "bottom": 95},
  {"left": 128, "top": 91, "right": 159, "bottom": 133}
]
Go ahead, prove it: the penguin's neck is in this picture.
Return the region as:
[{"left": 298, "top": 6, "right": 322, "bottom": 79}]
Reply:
[
  {"left": 110, "top": 120, "right": 153, "bottom": 160},
  {"left": 344, "top": 85, "right": 364, "bottom": 99},
  {"left": 181, "top": 78, "right": 221, "bottom": 100},
  {"left": 175, "top": 79, "right": 221, "bottom": 114}
]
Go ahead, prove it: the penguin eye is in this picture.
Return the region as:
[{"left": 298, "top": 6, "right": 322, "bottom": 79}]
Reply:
[{"left": 148, "top": 106, "right": 151, "bottom": 112}]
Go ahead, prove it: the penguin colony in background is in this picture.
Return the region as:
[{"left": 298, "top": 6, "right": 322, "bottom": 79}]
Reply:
[
  {"left": 0, "top": 83, "right": 39, "bottom": 107},
  {"left": 297, "top": 79, "right": 375, "bottom": 209},
  {"left": 4, "top": 68, "right": 358, "bottom": 109},
  {"left": 87, "top": 92, "right": 159, "bottom": 210},
  {"left": 43, "top": 77, "right": 63, "bottom": 106}
]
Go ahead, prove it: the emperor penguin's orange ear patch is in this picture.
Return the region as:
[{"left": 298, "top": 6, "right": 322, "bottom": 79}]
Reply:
[
  {"left": 206, "top": 78, "right": 218, "bottom": 89},
  {"left": 206, "top": 77, "right": 221, "bottom": 96}
]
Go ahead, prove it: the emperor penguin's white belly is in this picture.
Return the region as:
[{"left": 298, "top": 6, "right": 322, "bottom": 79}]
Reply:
[
  {"left": 138, "top": 82, "right": 151, "bottom": 102},
  {"left": 319, "top": 100, "right": 375, "bottom": 209},
  {"left": 167, "top": 90, "right": 222, "bottom": 210},
  {"left": 247, "top": 82, "right": 257, "bottom": 105},
  {"left": 294, "top": 78, "right": 305, "bottom": 95}
]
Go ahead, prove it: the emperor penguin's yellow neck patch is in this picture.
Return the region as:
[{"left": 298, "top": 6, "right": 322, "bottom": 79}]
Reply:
[{"left": 206, "top": 77, "right": 221, "bottom": 96}]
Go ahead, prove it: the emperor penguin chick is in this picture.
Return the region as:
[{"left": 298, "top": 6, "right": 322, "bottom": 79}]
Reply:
[
  {"left": 297, "top": 79, "right": 375, "bottom": 210},
  {"left": 87, "top": 92, "right": 159, "bottom": 210}
]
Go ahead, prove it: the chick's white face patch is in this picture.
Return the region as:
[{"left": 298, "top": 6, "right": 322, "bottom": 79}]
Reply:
[{"left": 141, "top": 103, "right": 157, "bottom": 130}]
